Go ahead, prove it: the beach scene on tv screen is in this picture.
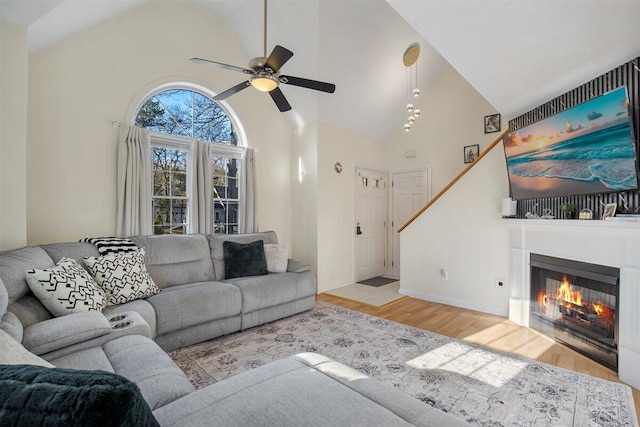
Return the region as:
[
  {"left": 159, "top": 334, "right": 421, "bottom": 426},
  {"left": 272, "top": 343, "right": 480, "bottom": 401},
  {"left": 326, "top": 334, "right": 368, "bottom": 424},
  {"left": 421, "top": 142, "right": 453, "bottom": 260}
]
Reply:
[{"left": 503, "top": 86, "right": 638, "bottom": 200}]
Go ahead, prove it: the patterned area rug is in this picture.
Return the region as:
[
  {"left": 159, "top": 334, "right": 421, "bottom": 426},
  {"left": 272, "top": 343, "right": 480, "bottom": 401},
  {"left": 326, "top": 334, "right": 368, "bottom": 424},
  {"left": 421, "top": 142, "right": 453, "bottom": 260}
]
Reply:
[{"left": 168, "top": 302, "right": 638, "bottom": 427}]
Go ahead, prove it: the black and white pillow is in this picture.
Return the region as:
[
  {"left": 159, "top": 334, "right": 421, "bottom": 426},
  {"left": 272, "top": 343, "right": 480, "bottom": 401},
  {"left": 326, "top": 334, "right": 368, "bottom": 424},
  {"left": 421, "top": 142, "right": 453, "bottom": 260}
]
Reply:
[
  {"left": 83, "top": 249, "right": 160, "bottom": 306},
  {"left": 25, "top": 258, "right": 107, "bottom": 317},
  {"left": 79, "top": 237, "right": 138, "bottom": 256}
]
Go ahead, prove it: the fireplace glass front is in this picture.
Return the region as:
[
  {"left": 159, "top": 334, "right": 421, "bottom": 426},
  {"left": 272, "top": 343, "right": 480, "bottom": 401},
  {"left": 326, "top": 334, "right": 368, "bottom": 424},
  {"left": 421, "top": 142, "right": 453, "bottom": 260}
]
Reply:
[{"left": 529, "top": 254, "right": 619, "bottom": 371}]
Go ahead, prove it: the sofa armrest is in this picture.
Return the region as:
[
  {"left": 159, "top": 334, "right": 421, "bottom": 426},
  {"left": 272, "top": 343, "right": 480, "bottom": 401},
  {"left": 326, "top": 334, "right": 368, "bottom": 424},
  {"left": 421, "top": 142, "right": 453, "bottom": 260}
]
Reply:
[
  {"left": 22, "top": 311, "right": 112, "bottom": 355},
  {"left": 286, "top": 259, "right": 311, "bottom": 273}
]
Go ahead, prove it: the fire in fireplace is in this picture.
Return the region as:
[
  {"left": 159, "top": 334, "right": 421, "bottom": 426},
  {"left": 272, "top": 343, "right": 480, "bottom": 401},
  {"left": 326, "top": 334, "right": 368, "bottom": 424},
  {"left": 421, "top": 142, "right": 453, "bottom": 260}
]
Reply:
[{"left": 530, "top": 254, "right": 619, "bottom": 371}]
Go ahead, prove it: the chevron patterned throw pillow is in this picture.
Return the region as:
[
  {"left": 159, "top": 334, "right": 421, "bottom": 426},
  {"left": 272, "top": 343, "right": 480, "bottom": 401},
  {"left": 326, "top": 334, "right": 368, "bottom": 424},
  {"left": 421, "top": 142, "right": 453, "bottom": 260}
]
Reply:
[{"left": 84, "top": 249, "right": 160, "bottom": 306}]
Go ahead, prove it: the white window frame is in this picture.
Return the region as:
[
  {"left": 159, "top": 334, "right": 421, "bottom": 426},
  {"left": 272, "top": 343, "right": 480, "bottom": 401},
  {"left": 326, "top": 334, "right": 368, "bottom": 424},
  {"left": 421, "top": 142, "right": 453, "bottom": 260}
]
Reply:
[
  {"left": 127, "top": 80, "right": 248, "bottom": 235},
  {"left": 149, "top": 132, "right": 245, "bottom": 234}
]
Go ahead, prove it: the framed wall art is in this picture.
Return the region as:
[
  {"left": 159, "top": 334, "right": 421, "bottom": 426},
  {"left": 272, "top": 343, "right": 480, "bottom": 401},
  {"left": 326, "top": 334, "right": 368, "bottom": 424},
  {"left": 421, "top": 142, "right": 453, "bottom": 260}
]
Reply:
[
  {"left": 464, "top": 144, "right": 480, "bottom": 164},
  {"left": 602, "top": 203, "right": 617, "bottom": 220},
  {"left": 484, "top": 113, "right": 501, "bottom": 133}
]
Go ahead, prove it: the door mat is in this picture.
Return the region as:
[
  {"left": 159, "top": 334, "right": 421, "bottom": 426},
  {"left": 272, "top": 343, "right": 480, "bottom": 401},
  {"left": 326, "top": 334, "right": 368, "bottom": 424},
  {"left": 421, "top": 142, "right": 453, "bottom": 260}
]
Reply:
[{"left": 357, "top": 276, "right": 397, "bottom": 287}]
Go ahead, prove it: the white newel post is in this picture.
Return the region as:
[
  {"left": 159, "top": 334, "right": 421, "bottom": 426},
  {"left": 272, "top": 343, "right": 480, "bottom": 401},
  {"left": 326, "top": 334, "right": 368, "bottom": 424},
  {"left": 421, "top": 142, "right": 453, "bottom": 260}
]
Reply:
[{"left": 505, "top": 219, "right": 640, "bottom": 390}]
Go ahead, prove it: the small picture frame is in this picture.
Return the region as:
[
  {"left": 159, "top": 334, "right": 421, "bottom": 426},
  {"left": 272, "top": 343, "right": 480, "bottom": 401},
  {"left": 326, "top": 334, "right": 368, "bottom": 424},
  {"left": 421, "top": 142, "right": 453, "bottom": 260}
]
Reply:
[
  {"left": 484, "top": 113, "right": 501, "bottom": 133},
  {"left": 602, "top": 203, "right": 617, "bottom": 220},
  {"left": 464, "top": 144, "right": 480, "bottom": 164}
]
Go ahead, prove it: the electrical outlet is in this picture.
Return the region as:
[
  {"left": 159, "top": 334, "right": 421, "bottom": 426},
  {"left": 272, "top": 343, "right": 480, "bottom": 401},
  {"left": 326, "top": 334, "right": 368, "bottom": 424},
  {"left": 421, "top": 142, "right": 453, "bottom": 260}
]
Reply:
[
  {"left": 495, "top": 278, "right": 506, "bottom": 288},
  {"left": 441, "top": 269, "right": 448, "bottom": 280}
]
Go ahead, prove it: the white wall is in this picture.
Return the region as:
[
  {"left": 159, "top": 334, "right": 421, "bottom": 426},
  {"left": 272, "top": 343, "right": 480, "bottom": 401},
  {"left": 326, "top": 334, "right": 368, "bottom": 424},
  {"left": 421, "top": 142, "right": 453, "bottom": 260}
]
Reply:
[
  {"left": 0, "top": 20, "right": 28, "bottom": 251},
  {"left": 291, "top": 122, "right": 318, "bottom": 272},
  {"left": 386, "top": 62, "right": 505, "bottom": 194},
  {"left": 400, "top": 143, "right": 511, "bottom": 316},
  {"left": 26, "top": 1, "right": 293, "bottom": 246},
  {"left": 386, "top": 61, "right": 511, "bottom": 315},
  {"left": 316, "top": 121, "right": 386, "bottom": 292}
]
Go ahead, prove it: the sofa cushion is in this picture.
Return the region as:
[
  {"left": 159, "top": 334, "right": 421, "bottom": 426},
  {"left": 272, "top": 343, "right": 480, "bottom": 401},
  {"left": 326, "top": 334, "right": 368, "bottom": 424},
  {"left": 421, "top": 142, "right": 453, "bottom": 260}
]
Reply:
[
  {"left": 223, "top": 240, "right": 268, "bottom": 279},
  {"left": 50, "top": 335, "right": 195, "bottom": 410},
  {"left": 0, "top": 329, "right": 53, "bottom": 368},
  {"left": 84, "top": 249, "right": 160, "bottom": 306},
  {"left": 0, "top": 246, "right": 54, "bottom": 303},
  {"left": 208, "top": 231, "right": 278, "bottom": 280},
  {"left": 25, "top": 258, "right": 107, "bottom": 317},
  {"left": 129, "top": 234, "right": 215, "bottom": 288},
  {"left": 264, "top": 244, "right": 288, "bottom": 273},
  {"left": 40, "top": 242, "right": 99, "bottom": 265},
  {"left": 225, "top": 271, "right": 317, "bottom": 314},
  {"left": 147, "top": 281, "right": 241, "bottom": 336},
  {"left": 153, "top": 353, "right": 471, "bottom": 427},
  {"left": 0, "top": 364, "right": 159, "bottom": 427},
  {"left": 0, "top": 311, "right": 23, "bottom": 342},
  {"left": 0, "top": 277, "right": 8, "bottom": 318}
]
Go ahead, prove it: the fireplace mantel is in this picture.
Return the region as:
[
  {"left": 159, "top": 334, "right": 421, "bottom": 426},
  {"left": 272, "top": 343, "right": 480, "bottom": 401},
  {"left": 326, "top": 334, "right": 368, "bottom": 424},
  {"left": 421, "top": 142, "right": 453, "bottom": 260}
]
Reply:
[{"left": 504, "top": 218, "right": 640, "bottom": 389}]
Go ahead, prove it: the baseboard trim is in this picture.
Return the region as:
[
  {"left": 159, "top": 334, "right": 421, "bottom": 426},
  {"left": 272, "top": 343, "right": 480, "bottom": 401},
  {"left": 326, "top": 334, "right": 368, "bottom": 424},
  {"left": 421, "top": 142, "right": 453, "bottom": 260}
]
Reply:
[{"left": 398, "top": 288, "right": 508, "bottom": 317}]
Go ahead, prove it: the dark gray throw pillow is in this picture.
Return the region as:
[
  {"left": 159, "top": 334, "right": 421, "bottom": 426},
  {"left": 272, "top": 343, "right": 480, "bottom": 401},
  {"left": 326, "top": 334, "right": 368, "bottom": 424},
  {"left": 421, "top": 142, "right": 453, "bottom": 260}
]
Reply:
[
  {"left": 0, "top": 364, "right": 159, "bottom": 427},
  {"left": 223, "top": 240, "right": 268, "bottom": 279}
]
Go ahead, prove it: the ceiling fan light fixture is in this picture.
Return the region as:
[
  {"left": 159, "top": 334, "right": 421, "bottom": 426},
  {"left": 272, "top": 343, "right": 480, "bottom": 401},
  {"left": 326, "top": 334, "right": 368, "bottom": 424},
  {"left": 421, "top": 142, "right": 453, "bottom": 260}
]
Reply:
[{"left": 250, "top": 74, "right": 279, "bottom": 92}]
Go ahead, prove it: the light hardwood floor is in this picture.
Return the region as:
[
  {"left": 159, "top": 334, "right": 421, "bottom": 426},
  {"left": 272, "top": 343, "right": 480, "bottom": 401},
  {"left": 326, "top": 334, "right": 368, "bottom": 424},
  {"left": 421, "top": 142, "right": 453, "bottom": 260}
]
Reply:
[{"left": 317, "top": 293, "right": 640, "bottom": 424}]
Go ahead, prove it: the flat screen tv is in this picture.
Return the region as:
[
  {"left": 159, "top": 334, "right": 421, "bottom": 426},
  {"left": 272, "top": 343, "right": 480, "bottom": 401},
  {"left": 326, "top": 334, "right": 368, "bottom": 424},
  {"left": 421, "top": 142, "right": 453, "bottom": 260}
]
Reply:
[{"left": 503, "top": 86, "right": 638, "bottom": 200}]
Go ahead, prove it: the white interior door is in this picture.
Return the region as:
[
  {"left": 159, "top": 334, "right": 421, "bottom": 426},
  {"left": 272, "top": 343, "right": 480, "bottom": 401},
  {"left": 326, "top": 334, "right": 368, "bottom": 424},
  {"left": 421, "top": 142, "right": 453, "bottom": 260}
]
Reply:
[
  {"left": 354, "top": 167, "right": 386, "bottom": 282},
  {"left": 391, "top": 169, "right": 431, "bottom": 277}
]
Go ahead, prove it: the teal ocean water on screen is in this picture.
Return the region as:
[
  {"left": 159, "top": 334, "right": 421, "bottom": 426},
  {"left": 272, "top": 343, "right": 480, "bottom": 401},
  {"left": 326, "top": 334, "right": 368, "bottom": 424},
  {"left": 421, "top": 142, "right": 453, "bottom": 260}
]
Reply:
[{"left": 507, "top": 120, "right": 637, "bottom": 191}]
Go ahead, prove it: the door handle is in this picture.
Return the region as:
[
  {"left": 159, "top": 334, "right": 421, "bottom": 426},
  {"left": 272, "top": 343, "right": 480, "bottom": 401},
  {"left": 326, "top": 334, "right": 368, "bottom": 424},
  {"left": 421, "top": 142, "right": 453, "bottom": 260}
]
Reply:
[{"left": 356, "top": 222, "right": 363, "bottom": 235}]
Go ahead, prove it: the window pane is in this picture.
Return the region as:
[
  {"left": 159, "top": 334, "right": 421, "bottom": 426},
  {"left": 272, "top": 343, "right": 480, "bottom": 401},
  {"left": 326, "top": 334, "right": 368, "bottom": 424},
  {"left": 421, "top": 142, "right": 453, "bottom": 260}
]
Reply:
[
  {"left": 154, "top": 90, "right": 193, "bottom": 137},
  {"left": 153, "top": 199, "right": 170, "bottom": 235},
  {"left": 154, "top": 171, "right": 169, "bottom": 196},
  {"left": 172, "top": 199, "right": 188, "bottom": 229},
  {"left": 172, "top": 172, "right": 187, "bottom": 196},
  {"left": 227, "top": 177, "right": 238, "bottom": 199}
]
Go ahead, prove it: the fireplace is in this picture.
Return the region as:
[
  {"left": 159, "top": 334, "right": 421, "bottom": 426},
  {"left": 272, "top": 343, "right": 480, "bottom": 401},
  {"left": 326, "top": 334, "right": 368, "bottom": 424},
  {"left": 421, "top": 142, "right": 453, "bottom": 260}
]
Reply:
[{"left": 529, "top": 253, "right": 619, "bottom": 371}]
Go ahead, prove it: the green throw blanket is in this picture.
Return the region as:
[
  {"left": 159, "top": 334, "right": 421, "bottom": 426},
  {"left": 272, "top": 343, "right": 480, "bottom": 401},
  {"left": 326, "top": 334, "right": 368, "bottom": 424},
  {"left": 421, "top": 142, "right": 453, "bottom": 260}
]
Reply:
[{"left": 0, "top": 364, "right": 159, "bottom": 427}]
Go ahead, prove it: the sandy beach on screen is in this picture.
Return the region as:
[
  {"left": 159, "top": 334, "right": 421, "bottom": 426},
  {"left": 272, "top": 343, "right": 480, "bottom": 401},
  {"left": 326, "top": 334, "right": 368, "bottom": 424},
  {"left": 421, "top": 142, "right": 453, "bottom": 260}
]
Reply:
[{"left": 510, "top": 174, "right": 609, "bottom": 199}]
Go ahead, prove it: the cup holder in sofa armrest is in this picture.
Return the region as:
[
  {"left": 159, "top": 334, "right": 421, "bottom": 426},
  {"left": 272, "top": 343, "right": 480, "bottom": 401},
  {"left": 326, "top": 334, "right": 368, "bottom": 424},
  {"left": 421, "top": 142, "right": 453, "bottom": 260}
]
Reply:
[
  {"left": 112, "top": 321, "right": 133, "bottom": 329},
  {"left": 109, "top": 314, "right": 128, "bottom": 322},
  {"left": 105, "top": 311, "right": 151, "bottom": 339}
]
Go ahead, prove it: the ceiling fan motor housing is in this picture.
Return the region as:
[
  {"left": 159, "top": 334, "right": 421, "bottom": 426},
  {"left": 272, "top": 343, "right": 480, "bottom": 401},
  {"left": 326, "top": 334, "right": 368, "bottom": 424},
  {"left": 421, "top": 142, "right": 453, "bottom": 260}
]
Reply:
[{"left": 249, "top": 56, "right": 268, "bottom": 71}]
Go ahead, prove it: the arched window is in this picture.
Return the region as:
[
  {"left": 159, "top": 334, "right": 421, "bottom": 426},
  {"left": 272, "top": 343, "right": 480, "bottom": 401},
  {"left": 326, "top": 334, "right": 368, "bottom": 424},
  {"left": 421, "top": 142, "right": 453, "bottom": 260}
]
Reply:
[{"left": 133, "top": 87, "right": 244, "bottom": 235}]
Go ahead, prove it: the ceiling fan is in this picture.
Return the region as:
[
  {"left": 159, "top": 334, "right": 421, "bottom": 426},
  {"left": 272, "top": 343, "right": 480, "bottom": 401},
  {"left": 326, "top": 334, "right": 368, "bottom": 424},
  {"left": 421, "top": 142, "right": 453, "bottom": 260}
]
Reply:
[{"left": 190, "top": 0, "right": 335, "bottom": 112}]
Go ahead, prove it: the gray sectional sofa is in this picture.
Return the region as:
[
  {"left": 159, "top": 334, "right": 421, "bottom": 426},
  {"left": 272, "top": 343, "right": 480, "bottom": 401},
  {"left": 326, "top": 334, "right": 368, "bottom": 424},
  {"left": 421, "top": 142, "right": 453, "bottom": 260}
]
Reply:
[{"left": 0, "top": 231, "right": 470, "bottom": 426}]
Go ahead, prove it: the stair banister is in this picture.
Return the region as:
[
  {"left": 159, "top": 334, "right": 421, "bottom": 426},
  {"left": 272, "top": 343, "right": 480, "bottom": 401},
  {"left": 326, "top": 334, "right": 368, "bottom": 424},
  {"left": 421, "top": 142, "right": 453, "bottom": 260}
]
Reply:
[{"left": 397, "top": 130, "right": 508, "bottom": 233}]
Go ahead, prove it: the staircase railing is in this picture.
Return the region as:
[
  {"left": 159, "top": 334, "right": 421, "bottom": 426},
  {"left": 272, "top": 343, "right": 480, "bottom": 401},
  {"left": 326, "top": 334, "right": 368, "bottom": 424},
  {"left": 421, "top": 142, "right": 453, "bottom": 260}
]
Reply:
[{"left": 397, "top": 130, "right": 507, "bottom": 233}]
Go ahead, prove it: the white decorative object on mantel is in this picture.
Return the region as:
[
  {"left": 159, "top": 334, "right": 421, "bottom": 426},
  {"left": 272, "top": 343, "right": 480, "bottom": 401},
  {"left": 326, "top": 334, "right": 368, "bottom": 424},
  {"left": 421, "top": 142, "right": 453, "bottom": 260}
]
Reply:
[{"left": 504, "top": 218, "right": 640, "bottom": 390}]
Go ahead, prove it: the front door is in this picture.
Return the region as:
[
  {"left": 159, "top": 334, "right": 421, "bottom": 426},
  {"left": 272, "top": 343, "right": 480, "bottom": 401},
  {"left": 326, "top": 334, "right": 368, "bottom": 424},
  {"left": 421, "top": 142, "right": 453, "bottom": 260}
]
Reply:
[{"left": 354, "top": 167, "right": 386, "bottom": 282}]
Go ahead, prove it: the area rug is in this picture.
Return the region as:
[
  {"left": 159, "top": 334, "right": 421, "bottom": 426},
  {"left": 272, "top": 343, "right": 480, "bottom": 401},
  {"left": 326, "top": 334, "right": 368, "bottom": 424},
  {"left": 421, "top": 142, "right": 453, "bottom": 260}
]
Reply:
[
  {"left": 357, "top": 275, "right": 397, "bottom": 287},
  {"left": 168, "top": 302, "right": 638, "bottom": 427}
]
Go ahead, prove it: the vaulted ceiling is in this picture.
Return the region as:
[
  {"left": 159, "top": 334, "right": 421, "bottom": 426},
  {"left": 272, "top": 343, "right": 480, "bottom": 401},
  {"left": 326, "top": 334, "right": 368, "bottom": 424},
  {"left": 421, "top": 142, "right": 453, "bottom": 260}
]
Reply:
[{"left": 2, "top": 0, "right": 639, "bottom": 141}]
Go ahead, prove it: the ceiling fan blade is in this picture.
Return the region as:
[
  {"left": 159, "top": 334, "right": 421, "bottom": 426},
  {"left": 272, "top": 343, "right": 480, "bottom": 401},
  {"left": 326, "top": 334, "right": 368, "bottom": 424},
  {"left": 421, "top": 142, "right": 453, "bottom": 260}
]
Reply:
[
  {"left": 269, "top": 87, "right": 292, "bottom": 112},
  {"left": 264, "top": 45, "right": 293, "bottom": 72},
  {"left": 190, "top": 58, "right": 254, "bottom": 75},
  {"left": 212, "top": 81, "right": 251, "bottom": 101},
  {"left": 280, "top": 75, "right": 336, "bottom": 93}
]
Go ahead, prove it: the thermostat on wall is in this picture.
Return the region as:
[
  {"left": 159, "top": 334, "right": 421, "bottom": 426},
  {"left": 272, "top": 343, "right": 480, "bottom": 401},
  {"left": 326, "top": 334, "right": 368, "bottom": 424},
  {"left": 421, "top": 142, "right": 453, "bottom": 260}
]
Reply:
[{"left": 405, "top": 149, "right": 416, "bottom": 158}]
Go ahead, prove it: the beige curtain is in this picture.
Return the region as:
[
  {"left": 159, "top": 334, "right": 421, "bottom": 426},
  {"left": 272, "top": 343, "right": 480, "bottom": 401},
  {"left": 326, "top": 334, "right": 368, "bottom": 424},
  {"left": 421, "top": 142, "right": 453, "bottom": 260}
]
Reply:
[
  {"left": 239, "top": 147, "right": 258, "bottom": 233},
  {"left": 191, "top": 140, "right": 213, "bottom": 234},
  {"left": 116, "top": 126, "right": 152, "bottom": 237}
]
